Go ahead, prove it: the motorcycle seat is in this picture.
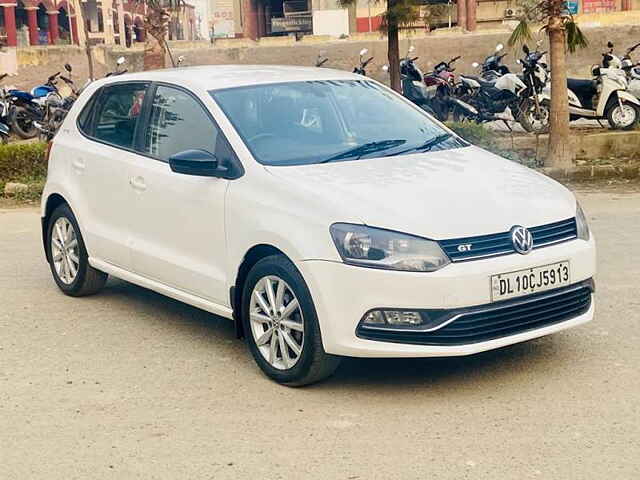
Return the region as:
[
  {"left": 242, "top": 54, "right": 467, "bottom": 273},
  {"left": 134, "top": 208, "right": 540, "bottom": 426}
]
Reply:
[{"left": 567, "top": 78, "right": 596, "bottom": 98}]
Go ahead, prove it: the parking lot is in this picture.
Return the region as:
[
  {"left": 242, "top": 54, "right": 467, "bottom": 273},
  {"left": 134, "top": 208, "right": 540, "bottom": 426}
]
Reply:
[{"left": 1, "top": 188, "right": 639, "bottom": 479}]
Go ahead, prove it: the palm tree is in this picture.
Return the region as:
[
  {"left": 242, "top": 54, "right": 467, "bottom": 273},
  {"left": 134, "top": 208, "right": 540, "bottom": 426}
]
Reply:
[
  {"left": 339, "top": 0, "right": 422, "bottom": 93},
  {"left": 508, "top": 0, "right": 587, "bottom": 167}
]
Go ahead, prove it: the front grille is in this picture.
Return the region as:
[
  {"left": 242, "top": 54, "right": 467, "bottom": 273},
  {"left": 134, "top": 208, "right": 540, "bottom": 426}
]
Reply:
[
  {"left": 439, "top": 217, "right": 578, "bottom": 262},
  {"left": 356, "top": 280, "right": 593, "bottom": 346}
]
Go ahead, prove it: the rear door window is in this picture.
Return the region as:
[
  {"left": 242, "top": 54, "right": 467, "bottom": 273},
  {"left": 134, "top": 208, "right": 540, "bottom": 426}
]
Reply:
[{"left": 91, "top": 83, "right": 149, "bottom": 149}]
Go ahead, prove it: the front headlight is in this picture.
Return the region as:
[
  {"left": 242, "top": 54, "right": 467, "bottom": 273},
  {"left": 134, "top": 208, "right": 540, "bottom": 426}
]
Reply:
[
  {"left": 576, "top": 202, "right": 590, "bottom": 241},
  {"left": 330, "top": 223, "right": 450, "bottom": 272}
]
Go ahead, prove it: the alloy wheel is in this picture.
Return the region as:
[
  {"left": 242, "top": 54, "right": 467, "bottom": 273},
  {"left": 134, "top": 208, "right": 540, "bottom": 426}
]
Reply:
[
  {"left": 250, "top": 275, "right": 304, "bottom": 370},
  {"left": 51, "top": 217, "right": 80, "bottom": 285}
]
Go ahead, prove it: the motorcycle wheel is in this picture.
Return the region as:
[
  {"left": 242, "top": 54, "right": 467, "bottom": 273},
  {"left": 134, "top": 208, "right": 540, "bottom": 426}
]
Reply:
[
  {"left": 519, "top": 99, "right": 550, "bottom": 134},
  {"left": 451, "top": 104, "right": 471, "bottom": 122},
  {"left": 607, "top": 102, "right": 640, "bottom": 130},
  {"left": 11, "top": 106, "right": 38, "bottom": 139}
]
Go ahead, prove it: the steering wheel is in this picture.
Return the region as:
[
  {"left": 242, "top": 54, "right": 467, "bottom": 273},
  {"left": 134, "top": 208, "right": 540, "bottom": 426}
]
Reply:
[{"left": 248, "top": 133, "right": 276, "bottom": 144}]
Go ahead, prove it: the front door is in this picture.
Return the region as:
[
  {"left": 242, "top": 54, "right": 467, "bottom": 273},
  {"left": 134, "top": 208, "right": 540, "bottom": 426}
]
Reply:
[{"left": 126, "top": 84, "right": 235, "bottom": 305}]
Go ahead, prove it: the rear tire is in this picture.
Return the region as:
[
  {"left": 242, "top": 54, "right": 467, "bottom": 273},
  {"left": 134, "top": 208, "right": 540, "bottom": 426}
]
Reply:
[
  {"left": 11, "top": 106, "right": 38, "bottom": 139},
  {"left": 607, "top": 102, "right": 640, "bottom": 130},
  {"left": 241, "top": 254, "right": 341, "bottom": 386},
  {"left": 46, "top": 203, "right": 107, "bottom": 296}
]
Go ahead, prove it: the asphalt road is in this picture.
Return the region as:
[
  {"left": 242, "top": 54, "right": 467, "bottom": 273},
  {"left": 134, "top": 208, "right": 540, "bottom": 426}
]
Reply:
[{"left": 1, "top": 189, "right": 639, "bottom": 480}]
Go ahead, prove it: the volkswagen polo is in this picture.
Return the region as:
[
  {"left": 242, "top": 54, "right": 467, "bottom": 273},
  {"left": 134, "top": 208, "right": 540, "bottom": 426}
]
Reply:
[{"left": 41, "top": 66, "right": 596, "bottom": 385}]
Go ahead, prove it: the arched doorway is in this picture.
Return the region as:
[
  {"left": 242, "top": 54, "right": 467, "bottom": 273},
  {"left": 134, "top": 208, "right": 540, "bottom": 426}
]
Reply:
[
  {"left": 133, "top": 16, "right": 144, "bottom": 42},
  {"left": 58, "top": 5, "right": 70, "bottom": 44},
  {"left": 123, "top": 13, "right": 131, "bottom": 47}
]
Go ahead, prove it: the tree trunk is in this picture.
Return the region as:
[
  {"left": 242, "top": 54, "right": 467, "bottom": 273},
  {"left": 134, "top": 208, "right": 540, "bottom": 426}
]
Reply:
[
  {"left": 547, "top": 15, "right": 573, "bottom": 168},
  {"left": 143, "top": 8, "right": 170, "bottom": 71},
  {"left": 387, "top": 0, "right": 401, "bottom": 93}
]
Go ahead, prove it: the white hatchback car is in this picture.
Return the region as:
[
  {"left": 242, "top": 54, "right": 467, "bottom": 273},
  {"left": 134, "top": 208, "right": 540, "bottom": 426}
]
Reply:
[{"left": 41, "top": 66, "right": 596, "bottom": 385}]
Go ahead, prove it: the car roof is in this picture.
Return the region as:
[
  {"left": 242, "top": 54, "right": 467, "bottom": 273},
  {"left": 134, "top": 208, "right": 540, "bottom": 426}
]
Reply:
[{"left": 99, "top": 65, "right": 363, "bottom": 91}]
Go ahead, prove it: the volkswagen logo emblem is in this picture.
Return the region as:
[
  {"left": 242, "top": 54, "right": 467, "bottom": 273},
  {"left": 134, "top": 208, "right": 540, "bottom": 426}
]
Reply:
[{"left": 511, "top": 225, "right": 533, "bottom": 255}]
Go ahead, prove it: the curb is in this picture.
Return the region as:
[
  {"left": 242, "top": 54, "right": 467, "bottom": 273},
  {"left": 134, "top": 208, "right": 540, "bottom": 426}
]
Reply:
[{"left": 539, "top": 165, "right": 640, "bottom": 181}]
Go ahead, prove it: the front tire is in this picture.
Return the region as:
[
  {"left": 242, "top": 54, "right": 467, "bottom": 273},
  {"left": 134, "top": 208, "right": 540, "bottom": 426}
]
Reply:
[
  {"left": 46, "top": 204, "right": 107, "bottom": 296},
  {"left": 519, "top": 98, "right": 550, "bottom": 133},
  {"left": 607, "top": 102, "right": 640, "bottom": 130},
  {"left": 241, "top": 255, "right": 341, "bottom": 386}
]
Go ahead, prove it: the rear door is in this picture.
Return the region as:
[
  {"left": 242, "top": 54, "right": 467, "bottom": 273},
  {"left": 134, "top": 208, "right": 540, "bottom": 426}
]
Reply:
[
  {"left": 126, "top": 83, "right": 238, "bottom": 305},
  {"left": 71, "top": 81, "right": 149, "bottom": 269}
]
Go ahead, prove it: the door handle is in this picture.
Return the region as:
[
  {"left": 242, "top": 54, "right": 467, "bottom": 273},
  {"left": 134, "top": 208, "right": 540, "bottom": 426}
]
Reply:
[
  {"left": 129, "top": 176, "right": 147, "bottom": 192},
  {"left": 71, "top": 158, "right": 85, "bottom": 173}
]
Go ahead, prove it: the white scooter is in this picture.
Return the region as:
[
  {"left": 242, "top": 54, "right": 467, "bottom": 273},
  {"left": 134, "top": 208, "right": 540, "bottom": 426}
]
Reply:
[{"left": 539, "top": 43, "right": 640, "bottom": 130}]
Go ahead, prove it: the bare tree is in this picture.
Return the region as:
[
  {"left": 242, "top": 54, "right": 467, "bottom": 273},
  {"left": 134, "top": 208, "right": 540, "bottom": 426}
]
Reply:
[
  {"left": 138, "top": 0, "right": 182, "bottom": 70},
  {"left": 508, "top": 0, "right": 587, "bottom": 167}
]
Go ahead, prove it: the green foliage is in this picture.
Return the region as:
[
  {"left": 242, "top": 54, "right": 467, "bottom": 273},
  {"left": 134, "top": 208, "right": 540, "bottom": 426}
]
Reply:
[
  {"left": 508, "top": 19, "right": 534, "bottom": 48},
  {"left": 565, "top": 20, "right": 588, "bottom": 53},
  {"left": 0, "top": 142, "right": 48, "bottom": 181}
]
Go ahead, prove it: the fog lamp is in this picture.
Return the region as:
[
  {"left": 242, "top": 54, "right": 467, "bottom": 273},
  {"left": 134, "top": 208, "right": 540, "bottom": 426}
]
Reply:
[{"left": 362, "top": 309, "right": 424, "bottom": 327}]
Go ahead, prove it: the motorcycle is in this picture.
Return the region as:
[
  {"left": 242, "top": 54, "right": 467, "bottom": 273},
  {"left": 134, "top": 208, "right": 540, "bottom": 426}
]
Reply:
[
  {"left": 7, "top": 71, "right": 63, "bottom": 139},
  {"left": 0, "top": 74, "right": 14, "bottom": 143},
  {"left": 394, "top": 46, "right": 477, "bottom": 121},
  {"left": 35, "top": 64, "right": 79, "bottom": 141},
  {"left": 516, "top": 43, "right": 551, "bottom": 133},
  {"left": 105, "top": 56, "right": 128, "bottom": 77},
  {"left": 617, "top": 42, "right": 640, "bottom": 99},
  {"left": 353, "top": 48, "right": 374, "bottom": 76},
  {"left": 457, "top": 59, "right": 527, "bottom": 129}
]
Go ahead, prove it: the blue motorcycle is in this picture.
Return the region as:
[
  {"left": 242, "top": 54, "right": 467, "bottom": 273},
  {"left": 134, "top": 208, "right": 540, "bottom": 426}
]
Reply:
[{"left": 7, "top": 71, "right": 63, "bottom": 139}]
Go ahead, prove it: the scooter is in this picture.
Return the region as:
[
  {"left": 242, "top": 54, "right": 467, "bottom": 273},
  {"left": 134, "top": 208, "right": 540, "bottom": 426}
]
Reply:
[
  {"left": 353, "top": 48, "right": 374, "bottom": 76},
  {"left": 618, "top": 42, "right": 640, "bottom": 99},
  {"left": 558, "top": 43, "right": 640, "bottom": 130}
]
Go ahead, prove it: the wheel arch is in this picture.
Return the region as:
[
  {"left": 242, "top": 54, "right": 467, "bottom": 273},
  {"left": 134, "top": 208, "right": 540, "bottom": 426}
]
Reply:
[
  {"left": 231, "top": 243, "right": 291, "bottom": 339},
  {"left": 41, "top": 193, "right": 70, "bottom": 262}
]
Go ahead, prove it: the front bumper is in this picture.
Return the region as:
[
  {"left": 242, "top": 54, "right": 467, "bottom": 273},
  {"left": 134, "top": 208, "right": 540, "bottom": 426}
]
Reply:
[{"left": 297, "top": 236, "right": 596, "bottom": 358}]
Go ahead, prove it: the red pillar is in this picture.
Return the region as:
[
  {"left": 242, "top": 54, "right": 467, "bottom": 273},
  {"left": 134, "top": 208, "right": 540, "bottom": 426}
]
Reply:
[
  {"left": 70, "top": 14, "right": 79, "bottom": 44},
  {"left": 3, "top": 5, "right": 18, "bottom": 47},
  {"left": 26, "top": 7, "right": 39, "bottom": 45},
  {"left": 466, "top": 0, "right": 477, "bottom": 32},
  {"left": 242, "top": 0, "right": 258, "bottom": 40},
  {"left": 457, "top": 0, "right": 467, "bottom": 31},
  {"left": 47, "top": 10, "right": 60, "bottom": 44}
]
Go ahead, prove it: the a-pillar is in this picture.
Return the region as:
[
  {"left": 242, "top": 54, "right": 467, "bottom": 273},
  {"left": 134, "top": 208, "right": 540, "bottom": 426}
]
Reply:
[
  {"left": 47, "top": 10, "right": 60, "bottom": 44},
  {"left": 69, "top": 13, "right": 79, "bottom": 44},
  {"left": 25, "top": 6, "right": 39, "bottom": 45},
  {"left": 242, "top": 0, "right": 258, "bottom": 40},
  {"left": 457, "top": 0, "right": 467, "bottom": 31},
  {"left": 2, "top": 3, "right": 18, "bottom": 47},
  {"left": 466, "top": 0, "right": 477, "bottom": 32}
]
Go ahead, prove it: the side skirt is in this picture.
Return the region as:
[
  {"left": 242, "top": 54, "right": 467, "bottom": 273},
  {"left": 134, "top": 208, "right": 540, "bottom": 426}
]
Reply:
[{"left": 89, "top": 257, "right": 235, "bottom": 321}]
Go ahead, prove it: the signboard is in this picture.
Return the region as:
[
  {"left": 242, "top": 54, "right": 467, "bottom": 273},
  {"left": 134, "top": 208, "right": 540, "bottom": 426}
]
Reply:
[
  {"left": 582, "top": 0, "right": 616, "bottom": 14},
  {"left": 565, "top": 0, "right": 579, "bottom": 14},
  {"left": 211, "top": 0, "right": 234, "bottom": 38},
  {"left": 270, "top": 16, "right": 312, "bottom": 33}
]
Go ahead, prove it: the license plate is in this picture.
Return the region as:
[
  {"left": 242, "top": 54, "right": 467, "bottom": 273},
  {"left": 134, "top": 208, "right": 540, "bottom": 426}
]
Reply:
[{"left": 491, "top": 261, "right": 570, "bottom": 302}]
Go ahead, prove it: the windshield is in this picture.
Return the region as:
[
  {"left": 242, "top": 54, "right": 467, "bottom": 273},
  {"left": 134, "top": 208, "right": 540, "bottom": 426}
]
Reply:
[{"left": 210, "top": 80, "right": 466, "bottom": 166}]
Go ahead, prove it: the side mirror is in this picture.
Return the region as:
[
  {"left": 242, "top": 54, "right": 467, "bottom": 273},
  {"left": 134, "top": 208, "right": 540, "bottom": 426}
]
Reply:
[
  {"left": 496, "top": 43, "right": 504, "bottom": 52},
  {"left": 64, "top": 63, "right": 72, "bottom": 72},
  {"left": 382, "top": 64, "right": 389, "bottom": 72},
  {"left": 359, "top": 48, "right": 368, "bottom": 56},
  {"left": 522, "top": 44, "right": 530, "bottom": 55},
  {"left": 607, "top": 41, "right": 614, "bottom": 49},
  {"left": 117, "top": 56, "right": 126, "bottom": 66},
  {"left": 472, "top": 61, "right": 479, "bottom": 68},
  {"left": 169, "top": 149, "right": 226, "bottom": 177},
  {"left": 409, "top": 45, "right": 416, "bottom": 53}
]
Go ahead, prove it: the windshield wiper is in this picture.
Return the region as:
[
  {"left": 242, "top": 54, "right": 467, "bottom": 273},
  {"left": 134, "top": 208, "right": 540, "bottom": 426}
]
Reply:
[
  {"left": 319, "top": 139, "right": 406, "bottom": 163},
  {"left": 388, "top": 133, "right": 454, "bottom": 157}
]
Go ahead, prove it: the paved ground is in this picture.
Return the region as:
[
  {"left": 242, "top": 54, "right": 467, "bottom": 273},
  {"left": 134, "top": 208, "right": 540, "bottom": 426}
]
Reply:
[{"left": 1, "top": 189, "right": 639, "bottom": 480}]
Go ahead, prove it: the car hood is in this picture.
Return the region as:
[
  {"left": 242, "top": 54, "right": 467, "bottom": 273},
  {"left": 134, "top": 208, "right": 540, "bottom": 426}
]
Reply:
[{"left": 264, "top": 146, "right": 576, "bottom": 240}]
